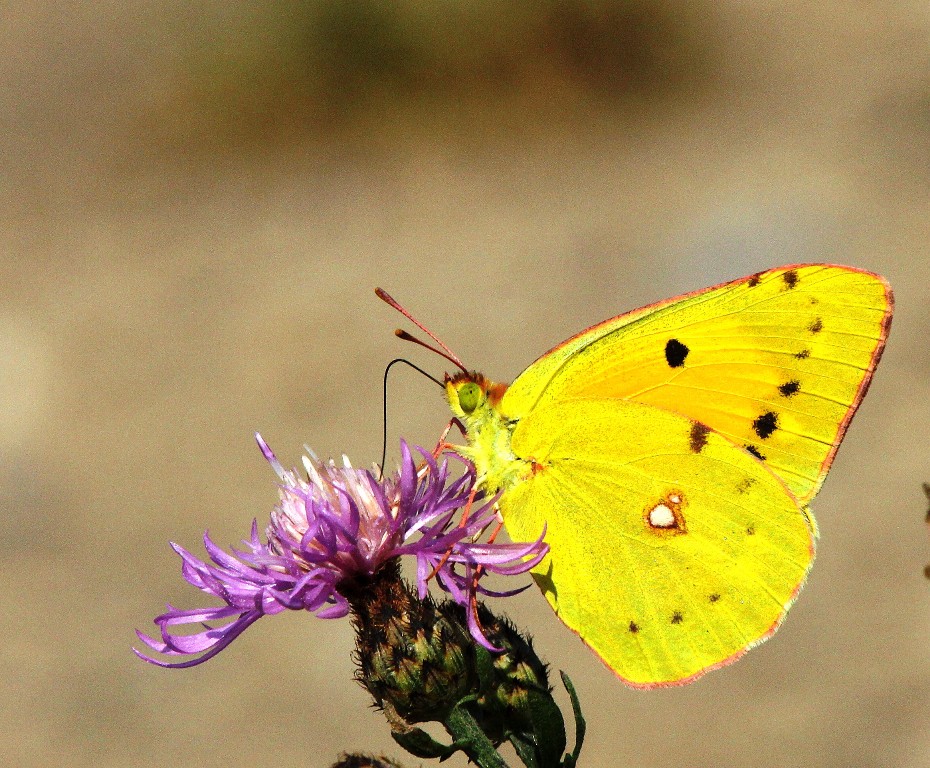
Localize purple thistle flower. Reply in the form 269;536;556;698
134;436;547;668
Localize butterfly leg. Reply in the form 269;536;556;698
431;417;467;460
425;482;482;582
469;519;503;593
461;518;509;643
468;521;503;606
408;418;468;486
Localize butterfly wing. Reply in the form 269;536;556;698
502;398;814;687
501;265;893;505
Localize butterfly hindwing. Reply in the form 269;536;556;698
501;265;892;504
502;398;814;687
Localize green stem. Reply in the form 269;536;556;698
444;705;510;768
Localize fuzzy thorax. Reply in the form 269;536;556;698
445;372;530;493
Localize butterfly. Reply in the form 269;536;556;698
384;264;893;688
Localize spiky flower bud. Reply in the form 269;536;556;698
345;560;478;724
345;559;584;768
471;605;553;739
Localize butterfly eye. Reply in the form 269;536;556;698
457;382;484;414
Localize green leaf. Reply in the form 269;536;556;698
391;727;458;760
523;688;567;768
559;672;586;768
508;731;539;768
444;704;511;768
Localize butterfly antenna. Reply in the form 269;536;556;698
393;329;470;373
379;357;445;479
376;288;468;374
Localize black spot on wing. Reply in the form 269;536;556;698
689;421;710;453
664;338;689;368
809;318;823;334
745;444;766;461
748;273;761;287
628;621;639;633
795;349;811;360
671;611;683;624
746;526;756;536
778;379;800;397
752;411;779;439
709;593;721;603
782;270;799;288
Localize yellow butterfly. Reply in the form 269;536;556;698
387;265;893;688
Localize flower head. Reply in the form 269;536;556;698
134;436;547;667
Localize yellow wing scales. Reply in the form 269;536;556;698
502;265;893;504
503;399;814;688
442;263;891;687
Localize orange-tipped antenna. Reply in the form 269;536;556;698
376;288;468;374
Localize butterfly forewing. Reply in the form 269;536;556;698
502;265;892;504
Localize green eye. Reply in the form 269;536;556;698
457;382;483;414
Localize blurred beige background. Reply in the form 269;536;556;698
3;2;929;766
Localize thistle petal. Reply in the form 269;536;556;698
134;438;547;667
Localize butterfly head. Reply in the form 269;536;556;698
445;372;507;421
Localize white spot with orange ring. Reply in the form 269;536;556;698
648;503;677;528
